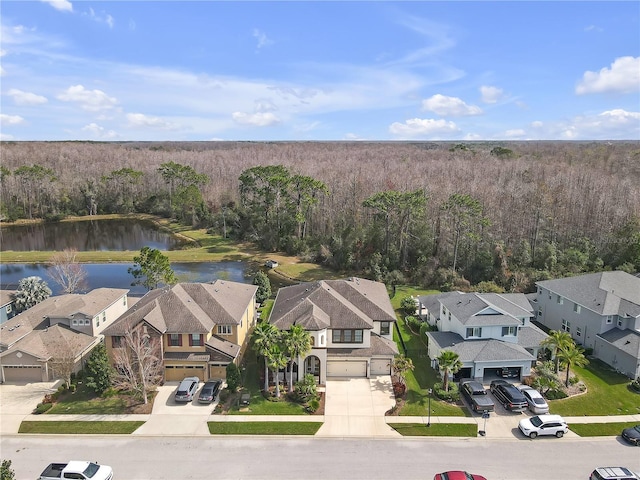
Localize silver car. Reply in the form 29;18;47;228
174;377;200;402
518;385;549;414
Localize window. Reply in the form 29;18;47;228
576;327;582;337
466;327;482;338
448;311;451;321
332;329;364;343
617;319;623;327
6;304;12;314
561;319;571;333
217;325;232;335
538;308;542;317
111;336;123;348
123;297;127;305
96;317;99;327
380;322;390;335
169;334;182;346
556;295;563;305
502;326;517;336
573;303;581;313
606;315;613;324
310;336;315;347
190;334;202;346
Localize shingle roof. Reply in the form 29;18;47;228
436;292;532;326
269;278;394;331
0;290;16;307
0;324;96;361
102;281;257;336
537;271;640;317
517;324;549;350
327;333;398;357
598;328;640;358
426;331;535;363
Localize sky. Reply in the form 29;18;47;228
0;1;639;142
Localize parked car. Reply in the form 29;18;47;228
434;471;487;480
498;367;519;378
38;461;113;480
621;424;640;446
517;385;549;414
518;414;569;439
460;380;495;413
490;379;528;412
174;376;200;402
590;467;640;480
265;259;279;268
198;379;222;404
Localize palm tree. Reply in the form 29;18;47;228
283;324;312;393
437;350;462;392
252;321;281;392
557;343;589;387
266;345;288;398
392;354;415;385
12;276;52;312
541;330;573;373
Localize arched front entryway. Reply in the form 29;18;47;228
304;355;321;383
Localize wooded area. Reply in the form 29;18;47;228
1;140;639;292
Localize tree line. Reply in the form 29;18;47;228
1;140;639;291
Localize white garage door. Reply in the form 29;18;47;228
327;361;367;377
370;358;391;375
2;365;42;383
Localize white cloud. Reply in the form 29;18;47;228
0;114;25;126
253;29;273;50
576;56;640;95
81;122;117;138
126;113;180;130
556;109;640;139
530;121;544;129
421;94;482;116
57;85;118;111
8;88;48;105
584;25;603;33
84;8;115;28
480;85;504;104
504;129;526;138
232;111;280;126
40;0;73;12
388;118;459;138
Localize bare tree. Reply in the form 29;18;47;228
112;326;163;404
48;337;85;387
48;248;88;294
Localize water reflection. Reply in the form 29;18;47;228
0;262;252;296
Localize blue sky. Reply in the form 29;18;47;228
1;1;638;141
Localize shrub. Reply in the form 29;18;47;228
295;374;318;402
433;382;460;402
306;397;320;413
568;376;579;386
101;387;120;398
545;388;568;400
225;363;241;392
34;403;53;414
629;378;640;393
405;316;421;332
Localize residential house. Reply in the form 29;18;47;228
0;290;17;324
268;277;398;384
0;288;129;383
102;281;258;382
534;271;640;379
418;292;548;382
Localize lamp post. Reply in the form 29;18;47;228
427;388;432;427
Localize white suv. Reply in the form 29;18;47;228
518;414;568;439
590;467;640;480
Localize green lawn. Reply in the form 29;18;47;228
388;422;477;437
19;421;144;434
549;359;640;416
208;421;322;435
569;422;638;437
389;287;466;417
45;384;152;415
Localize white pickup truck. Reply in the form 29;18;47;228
38;461;113;480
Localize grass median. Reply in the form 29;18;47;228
19;421;144;434
569;422;638;437
388;423;478;437
208;421;322;435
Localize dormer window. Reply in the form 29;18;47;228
466;327;482;338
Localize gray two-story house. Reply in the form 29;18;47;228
418;292;548;382
534;271;640;379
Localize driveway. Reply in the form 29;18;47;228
315;376;399;437
0;381;62;434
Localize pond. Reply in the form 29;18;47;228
0;218;188;251
0;261;253;296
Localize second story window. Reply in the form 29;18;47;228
332;329;363;343
573;303;581;314
217;325;232;335
501;326;516;336
556;295;563;305
190;334;202;346
111;336;123;348
380;322;390;335
561;319;571;333
169;334;182;346
606;315;613;324
466;327;482;338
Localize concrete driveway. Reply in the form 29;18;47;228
0;381;62;434
316;376;399;437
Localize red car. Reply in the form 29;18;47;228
434;471;487;480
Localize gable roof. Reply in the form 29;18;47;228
425;291;532;326
269;277;395;331
537;271;640;317
102;281;257;336
0;290;16;307
427;331;535;363
0;324;97;362
597;328;640;358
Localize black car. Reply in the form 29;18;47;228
490;379;528;412
198;379;222;404
498;367;520;379
621;424;640;446
460;380;495;413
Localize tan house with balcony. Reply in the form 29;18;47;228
102;281;258;382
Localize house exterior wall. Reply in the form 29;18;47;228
49;293;129;337
0;302;17;324
0;350;48;382
536;287;611;349
593;337;640;379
